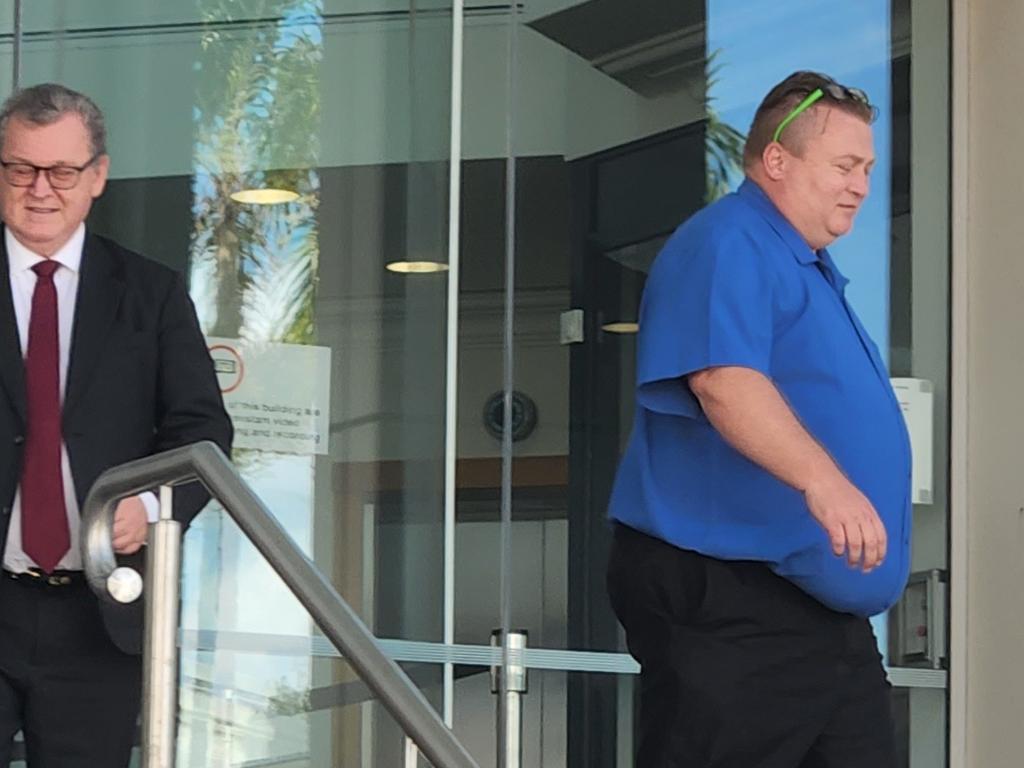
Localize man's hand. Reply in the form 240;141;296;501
112;496;150;555
804;474;887;572
689;367;888;573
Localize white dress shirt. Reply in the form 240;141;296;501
4;226;157;573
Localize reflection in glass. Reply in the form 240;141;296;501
181;3;325;764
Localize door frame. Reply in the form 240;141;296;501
947;0;969;765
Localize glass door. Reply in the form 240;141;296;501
475;0;953;766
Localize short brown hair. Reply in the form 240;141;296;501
742;71;876;170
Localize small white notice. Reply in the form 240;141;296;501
207;337;331;455
890;377;933;505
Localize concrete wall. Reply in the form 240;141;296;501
963;1;1024;766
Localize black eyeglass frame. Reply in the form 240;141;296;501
0;152;103;190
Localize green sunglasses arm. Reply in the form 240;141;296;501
772;88;824;143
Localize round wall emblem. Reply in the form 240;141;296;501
483;391;538;442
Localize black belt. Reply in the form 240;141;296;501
3;568;86;588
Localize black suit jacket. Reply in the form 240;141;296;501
0;229;233;653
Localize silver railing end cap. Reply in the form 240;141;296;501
107;567;143;604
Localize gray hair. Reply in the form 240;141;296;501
0;83;107;156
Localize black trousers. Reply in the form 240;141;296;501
607;523;897;768
0;574;141;767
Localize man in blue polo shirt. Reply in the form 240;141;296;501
607;71;910;767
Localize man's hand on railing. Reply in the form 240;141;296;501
112;498;149;555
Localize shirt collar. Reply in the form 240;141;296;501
5;224;85;275
736;178;849;289
817;247;850;290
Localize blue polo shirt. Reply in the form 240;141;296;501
608;179;912;617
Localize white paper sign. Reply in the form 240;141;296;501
890;377;934;505
207;337;331;455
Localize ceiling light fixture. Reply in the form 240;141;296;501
601;321;640;334
230;188;300;205
386;261;450;274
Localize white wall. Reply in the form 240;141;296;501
963;1;1024;766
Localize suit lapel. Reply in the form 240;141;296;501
0;236;26;424
63;233;124;420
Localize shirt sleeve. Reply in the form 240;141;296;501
139;492;160;523
636;225;776;419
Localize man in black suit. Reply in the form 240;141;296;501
0;83;232;766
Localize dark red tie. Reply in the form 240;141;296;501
20;260;70;572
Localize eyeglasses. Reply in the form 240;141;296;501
772;81;872;143
0;152;101;190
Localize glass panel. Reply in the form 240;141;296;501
13;0;459;761
21;0;455;646
482;1;951;767
178;631;447;766
485;0;712;655
2;0;954;765
0;654;953;767
455;516;568;647
452;666;943;768
454;669;611;768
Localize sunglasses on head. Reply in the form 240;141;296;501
772;81;872;143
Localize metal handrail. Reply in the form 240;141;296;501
81;441;479;768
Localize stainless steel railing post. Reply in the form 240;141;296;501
490;630;527;768
141;485;182;768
